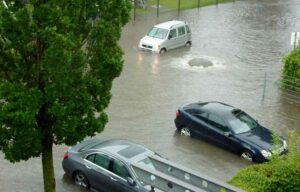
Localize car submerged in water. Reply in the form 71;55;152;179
174;101;288;162
62;139;159;192
139;20;192;53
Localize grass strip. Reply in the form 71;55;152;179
133;0;233;15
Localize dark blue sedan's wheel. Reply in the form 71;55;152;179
181;127;191;137
240;150;254;162
74;171;89;189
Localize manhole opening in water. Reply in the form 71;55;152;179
188;58;214;68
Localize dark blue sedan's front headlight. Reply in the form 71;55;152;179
261;150;272;159
283;140;288;150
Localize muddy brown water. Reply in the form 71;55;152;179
1;0;300;191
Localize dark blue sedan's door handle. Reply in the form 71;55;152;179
110;177;117;181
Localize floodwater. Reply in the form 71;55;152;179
1;0;300;191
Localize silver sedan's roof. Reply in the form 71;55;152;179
77;139;155;164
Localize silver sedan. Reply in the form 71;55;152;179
62;139;156;192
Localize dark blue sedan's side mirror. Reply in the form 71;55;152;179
127;177;136;186
224;132;232;137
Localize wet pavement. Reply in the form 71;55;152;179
1;0;300;191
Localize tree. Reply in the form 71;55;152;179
0;1;131;192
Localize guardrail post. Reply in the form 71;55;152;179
157;0;159;18
262;72;267;101
133;0;136;21
294;32;297;49
150;186;155;192
178;0;181;16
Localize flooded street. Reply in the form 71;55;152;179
1;0;300;191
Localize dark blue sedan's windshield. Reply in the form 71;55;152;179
228;110;258;134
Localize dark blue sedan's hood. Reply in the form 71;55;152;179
236;126;274;151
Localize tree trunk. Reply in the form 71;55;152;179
36;41;56;191
41;138;56;192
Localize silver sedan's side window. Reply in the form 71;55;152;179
86;154;95;162
86;153;111;170
94;154;111;169
112;159;131;179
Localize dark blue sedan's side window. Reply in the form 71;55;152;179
190;111;208;122
208;114;228;132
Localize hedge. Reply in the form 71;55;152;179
229;131;300;192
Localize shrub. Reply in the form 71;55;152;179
282;47;300;92
229;131;300;192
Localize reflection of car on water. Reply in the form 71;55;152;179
62;139;161;192
139;20;192;53
175;101;288;163
132;0;147;8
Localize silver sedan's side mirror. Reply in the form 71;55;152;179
127;177;136;186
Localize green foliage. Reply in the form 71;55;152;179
282;46;300;92
0;0;131;161
0;1;131;191
147;0;233;10
229;131;300;192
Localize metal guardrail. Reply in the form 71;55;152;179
133;163;206;192
132;155;244;192
261;73;300;103
277;75;300;103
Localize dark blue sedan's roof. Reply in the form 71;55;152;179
183;101;236;116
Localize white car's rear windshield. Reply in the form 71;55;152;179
147;27;168;39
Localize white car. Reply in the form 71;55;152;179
139;20;192;53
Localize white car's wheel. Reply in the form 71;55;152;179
159;48;166;54
185;41;192;47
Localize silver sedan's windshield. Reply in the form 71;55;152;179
228;110;258;134
147;27;168;39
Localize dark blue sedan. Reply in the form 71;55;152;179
174;101;287;162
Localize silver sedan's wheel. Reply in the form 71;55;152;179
181;127;191;137
241;150;254;162
74;172;89;189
